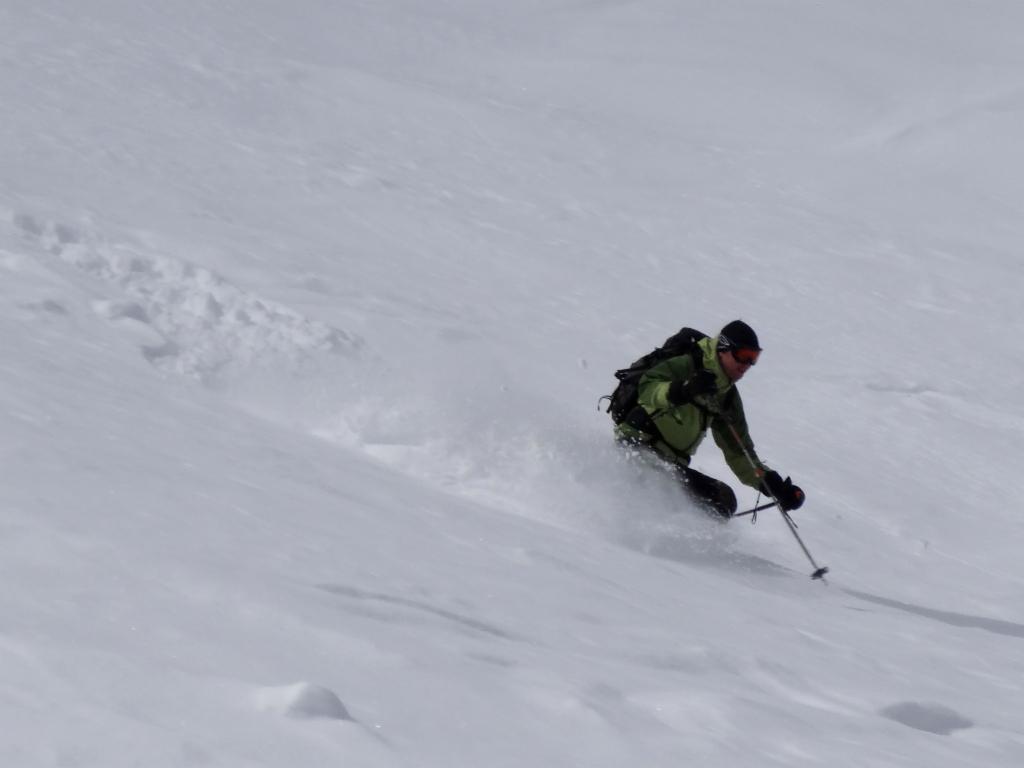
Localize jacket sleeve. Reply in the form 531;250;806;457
637;355;697;412
710;389;769;489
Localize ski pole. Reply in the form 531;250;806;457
721;418;829;581
733;501;777;518
777;507;830;580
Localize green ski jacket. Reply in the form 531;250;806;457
615;336;769;488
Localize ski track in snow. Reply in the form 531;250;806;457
7;209;361;382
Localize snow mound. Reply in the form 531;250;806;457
255;682;354;721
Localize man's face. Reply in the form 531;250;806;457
718;348;758;382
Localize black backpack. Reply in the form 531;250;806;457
603;327;708;424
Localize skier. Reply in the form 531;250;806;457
614;320;804;519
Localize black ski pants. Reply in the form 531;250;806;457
675;465;738;520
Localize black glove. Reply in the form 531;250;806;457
761;470;805;511
667;369;717;405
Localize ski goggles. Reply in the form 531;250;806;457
731;347;761;366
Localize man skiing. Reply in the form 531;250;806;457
615;320;804;519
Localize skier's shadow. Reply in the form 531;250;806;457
634;529;794;579
844;589;1024;639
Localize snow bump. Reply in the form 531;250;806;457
880;701;974;736
255;682;354;721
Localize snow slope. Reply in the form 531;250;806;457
2;1;1024;765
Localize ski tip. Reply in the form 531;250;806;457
811;567;830;580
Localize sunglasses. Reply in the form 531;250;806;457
731;347;760;366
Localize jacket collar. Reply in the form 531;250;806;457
699;336;733;391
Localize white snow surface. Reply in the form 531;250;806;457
2;1;1024;765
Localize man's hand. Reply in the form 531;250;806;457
761;470;805;511
667;369;717;405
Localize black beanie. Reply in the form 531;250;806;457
717;320;761;351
